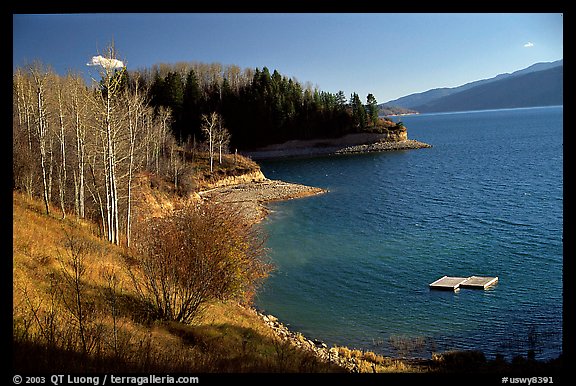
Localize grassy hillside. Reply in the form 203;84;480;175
12;191;344;373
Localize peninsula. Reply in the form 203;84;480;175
243;120;431;160
244;133;431;160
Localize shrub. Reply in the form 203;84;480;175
336;346;352;358
126;202;271;324
363;350;384;364
350;349;363;358
435;350;487;372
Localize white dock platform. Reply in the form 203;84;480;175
429;276;469;291
429;275;498;291
460;276;499;289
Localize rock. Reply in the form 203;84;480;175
312;338;327;348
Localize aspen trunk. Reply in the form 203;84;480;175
34;75;50;216
72;87;86;218
57;89;67;219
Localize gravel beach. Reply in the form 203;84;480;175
198;178;327;224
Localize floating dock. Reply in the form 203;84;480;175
429;276;498;291
460;276;499;289
428;276;469;291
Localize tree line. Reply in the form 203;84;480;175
133;62;382;149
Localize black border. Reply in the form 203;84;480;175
8;4;570;384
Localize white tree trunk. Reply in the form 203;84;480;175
72;82;86;218
57;88;67;219
33;71;51;215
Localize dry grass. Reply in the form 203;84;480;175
189;151;261;188
332;345;425;373
12;191;340;373
130;152;260;219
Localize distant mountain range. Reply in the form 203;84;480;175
383;59;563;113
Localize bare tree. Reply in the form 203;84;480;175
154;106;172;175
86;152;107;238
57;231;92;354
99;266;123;356
68;72;88;218
200;112;220;173
223;64;242;94
209;62;223;101
29;62;52;215
14;69;34;152
13;69;38;197
122;75;147;247
53;74;68;219
167;135;184;191
88;43;126;245
214;119;231;165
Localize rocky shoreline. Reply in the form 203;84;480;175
254;310;361;372
251;308;430;372
334;139;432;155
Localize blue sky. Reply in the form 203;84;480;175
13;13;563;103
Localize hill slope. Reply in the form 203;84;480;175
384;59;563;111
11;191;341;373
412;65;563;113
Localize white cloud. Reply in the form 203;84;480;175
523;42;535;48
87;55;125;69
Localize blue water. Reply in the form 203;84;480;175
255;106;563;361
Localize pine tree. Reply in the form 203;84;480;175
366;93;379;127
350;92;367;130
335;91;347;111
182;69;203;140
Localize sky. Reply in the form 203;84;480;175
13;13;563;103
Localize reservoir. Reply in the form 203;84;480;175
256;106;563;361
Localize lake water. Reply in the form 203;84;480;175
255;106;563;361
